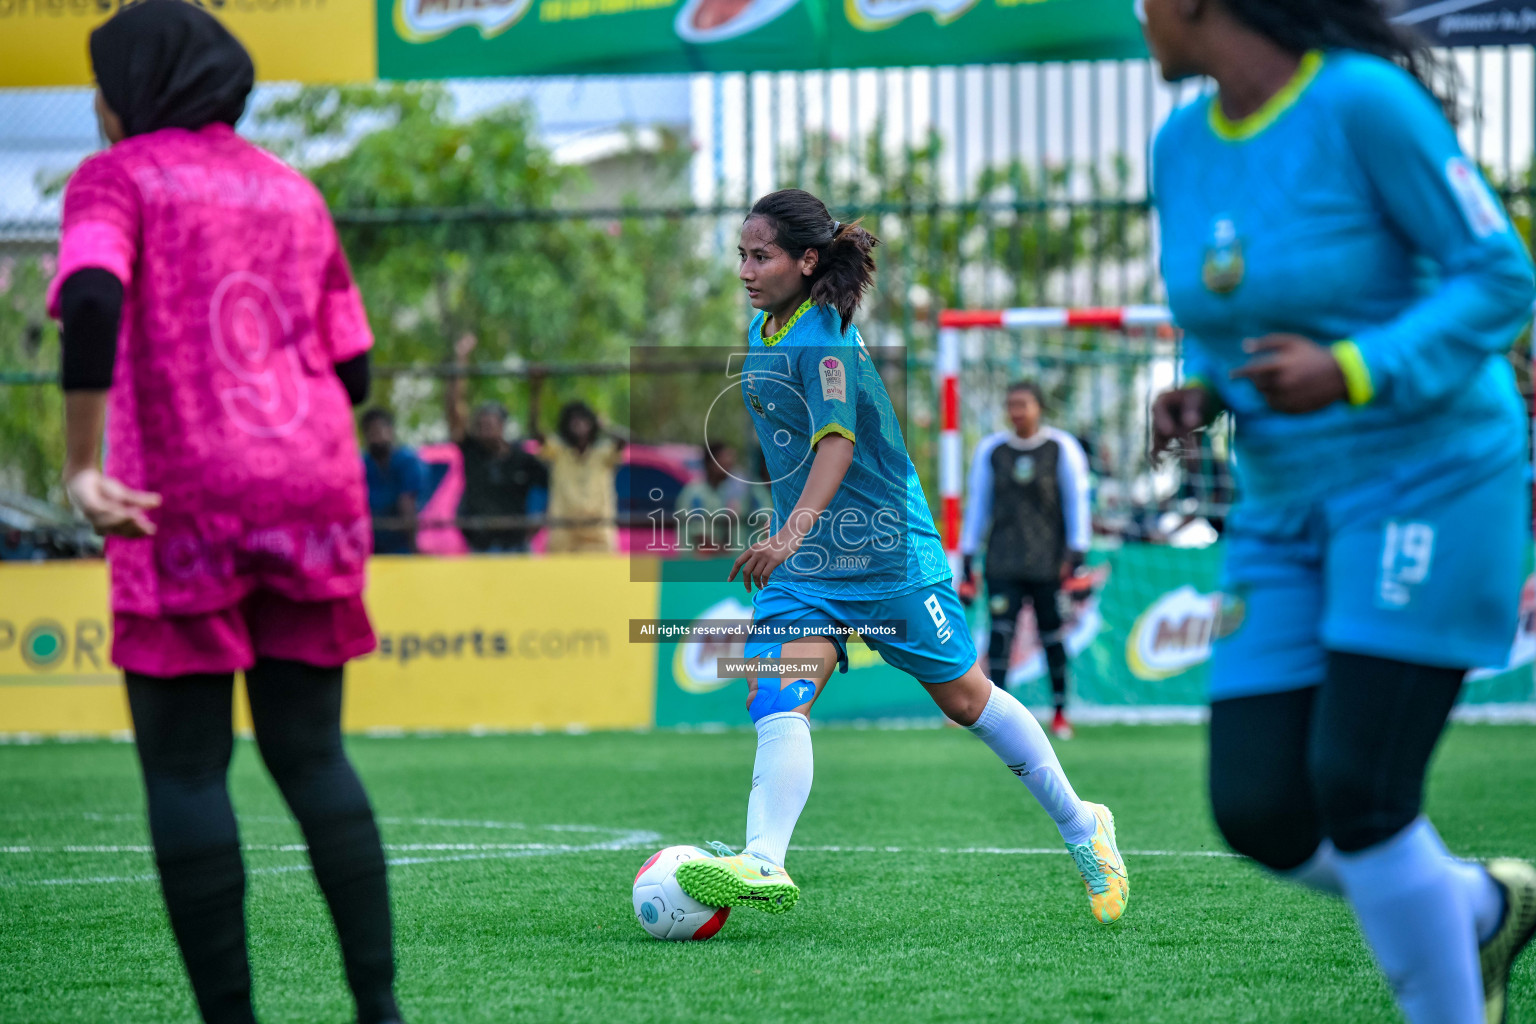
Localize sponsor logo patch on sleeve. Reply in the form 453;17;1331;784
819;356;846;402
1446;157;1508;238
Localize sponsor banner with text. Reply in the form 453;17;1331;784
0;561;122;735
996;543;1535;708
0;555;659;735
377;0;1144;80
1392;0;1536;46
3;543;1528;736
348;554;658;731
653;557;934;727
0;0;377;88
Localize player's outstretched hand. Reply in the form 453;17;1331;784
1229;334;1348;414
1150;385;1215;459
728;530;801;592
66;468;161;538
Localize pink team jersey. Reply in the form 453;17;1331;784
49;124;373;618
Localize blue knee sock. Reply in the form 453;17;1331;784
1278;839;1343;897
1426;826;1506;944
1334;818;1482;1024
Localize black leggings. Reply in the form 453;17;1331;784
1208;651;1464;868
125;660;400;1024
985;577;1068;704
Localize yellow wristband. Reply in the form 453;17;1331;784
1331;340;1375;406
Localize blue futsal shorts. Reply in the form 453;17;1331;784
1209;450;1527;702
743;580;978;685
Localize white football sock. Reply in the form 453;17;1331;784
967;687;1097;845
1278;839;1344;897
1427;825;1506;943
1335;818;1483;1024
742;711;813;867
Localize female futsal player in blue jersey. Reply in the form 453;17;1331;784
673;189;1129;925
1143;1;1536;1021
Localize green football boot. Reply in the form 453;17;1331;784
1481;858;1536;1024
675;842;800;915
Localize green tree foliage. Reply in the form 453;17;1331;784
778;126;1146;341
770;126;1148;502
0;87;1147;505
256;84;745;440
0;256;64;502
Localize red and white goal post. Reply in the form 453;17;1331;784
935;305;1176;577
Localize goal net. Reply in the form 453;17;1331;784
937;306;1533;718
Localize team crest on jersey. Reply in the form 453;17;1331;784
1011;454;1036;483
819;357;846;402
1202;216;1244;294
1212;591;1247;640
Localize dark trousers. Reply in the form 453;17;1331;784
1208;652;1464;867
985;576;1068;708
125;659;401;1024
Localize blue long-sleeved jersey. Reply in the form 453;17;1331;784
1152;49;1534;505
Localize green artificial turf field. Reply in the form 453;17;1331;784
1;723;1533;1024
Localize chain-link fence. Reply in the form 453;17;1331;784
1;52;1533;555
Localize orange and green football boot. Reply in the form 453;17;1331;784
1066;802;1128;924
675;842;800;915
1480;858;1536;1024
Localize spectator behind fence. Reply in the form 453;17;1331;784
361;409;424;555
542;400;624;554
447;334;549;553
674;441;740;554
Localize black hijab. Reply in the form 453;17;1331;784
90;0;255;138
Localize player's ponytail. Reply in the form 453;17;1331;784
748;189;880;333
1222;0;1454;116
811;221;879;332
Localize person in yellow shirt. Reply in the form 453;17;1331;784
542;400;625;554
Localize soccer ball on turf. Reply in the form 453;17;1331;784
632;845;730;941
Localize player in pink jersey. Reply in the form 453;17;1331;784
49;4;403;1022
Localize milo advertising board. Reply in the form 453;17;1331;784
379;0;1144;79
653;557;936;728
994;544;1536;709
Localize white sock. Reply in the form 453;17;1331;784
1334;819;1483;1024
967;687;1097;845
1427;826;1507;944
742;712;813;867
1277;839;1344;897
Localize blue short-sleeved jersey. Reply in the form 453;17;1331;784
1153;50;1534;506
741;300;951;598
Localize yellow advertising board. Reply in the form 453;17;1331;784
0;555;659;735
346;555;658;732
0;0;377;88
0;560;123;735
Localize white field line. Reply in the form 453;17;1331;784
0;817;664;887
6;814;1523;888
788;845;1243;858
4;842;654;855
0;841;1239;858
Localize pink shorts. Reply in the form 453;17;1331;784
114;591;377;678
